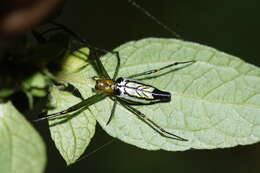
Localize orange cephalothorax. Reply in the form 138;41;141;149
95;79;116;94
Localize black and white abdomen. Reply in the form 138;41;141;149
114;77;171;104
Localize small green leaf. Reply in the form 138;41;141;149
48;86;96;165
22;72;48;97
0;102;46;173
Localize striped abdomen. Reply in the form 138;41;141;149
115;77;171;104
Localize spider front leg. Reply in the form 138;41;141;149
90;49;120;80
127;60;195;79
112;51;121;80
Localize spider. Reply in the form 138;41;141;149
34;29;194;141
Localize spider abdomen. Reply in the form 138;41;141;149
115;77;171;104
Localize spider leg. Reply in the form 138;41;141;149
89;50;111;79
118;98;188;141
34;93;106;122
106;97;118;125
127;60;195;79
112;51;121;80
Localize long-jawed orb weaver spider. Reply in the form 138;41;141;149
34;34;194;141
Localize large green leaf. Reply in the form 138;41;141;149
51;38;260;163
0;102;46;173
90;38;260;149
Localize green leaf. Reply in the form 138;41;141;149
48;86;96;165
0;88;15;99
0;102;46;173
22;72;48;97
53;38;260;156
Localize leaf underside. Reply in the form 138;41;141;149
49;38;260;163
0;102;46;173
48;87;96;165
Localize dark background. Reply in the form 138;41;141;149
26;0;260;172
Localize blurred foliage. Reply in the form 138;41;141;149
0;29;71;102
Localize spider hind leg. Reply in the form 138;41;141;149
118;99;188;141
